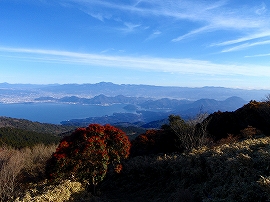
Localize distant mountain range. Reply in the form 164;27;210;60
0;82;269;101
35;94;247;114
0;82;268;127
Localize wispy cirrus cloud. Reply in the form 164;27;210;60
86;12;111;22
121;22;141;33
245;53;270;58
145;30;161;41
222;39;270;52
65;0;270;47
256;3;267;15
172;25;214;42
210;31;270;47
1;46;270;77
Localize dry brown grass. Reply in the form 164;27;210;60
20;144;57;182
0;146;24;201
15;180;85;202
0;144;57;201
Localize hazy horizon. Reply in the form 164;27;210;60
1;81;270;91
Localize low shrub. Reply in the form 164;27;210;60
131;114;211;157
130;129;177;156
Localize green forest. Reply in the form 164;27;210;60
0;127;60;148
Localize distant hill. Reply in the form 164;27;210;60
141;96;247;112
172;96;247;115
36;94;148;105
34;95;247;113
61;96;248;128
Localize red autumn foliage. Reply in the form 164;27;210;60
46;124;131;187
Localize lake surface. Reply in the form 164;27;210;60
0;103;127;124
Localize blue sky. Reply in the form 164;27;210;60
1;0;270;89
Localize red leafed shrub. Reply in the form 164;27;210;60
130;129;177;156
240;126;262;138
130;130;160;156
46;124;131;189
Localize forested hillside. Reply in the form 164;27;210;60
0;127;60;148
0;116;75;135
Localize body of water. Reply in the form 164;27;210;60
0;103;127;124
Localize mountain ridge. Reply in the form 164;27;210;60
0;82;269;101
61;96;247;127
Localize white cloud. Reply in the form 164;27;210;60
1;46;270;77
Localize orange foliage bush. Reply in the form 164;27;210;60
46;124;131;189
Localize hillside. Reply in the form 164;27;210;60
0;117;73;148
100;135;270;201
205;100;270;140
0;127;60;148
15;135;270;202
0;116;76;135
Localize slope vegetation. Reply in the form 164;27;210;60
14;135;270;202
0;116;76;135
100;135;270;201
206;100;270;140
